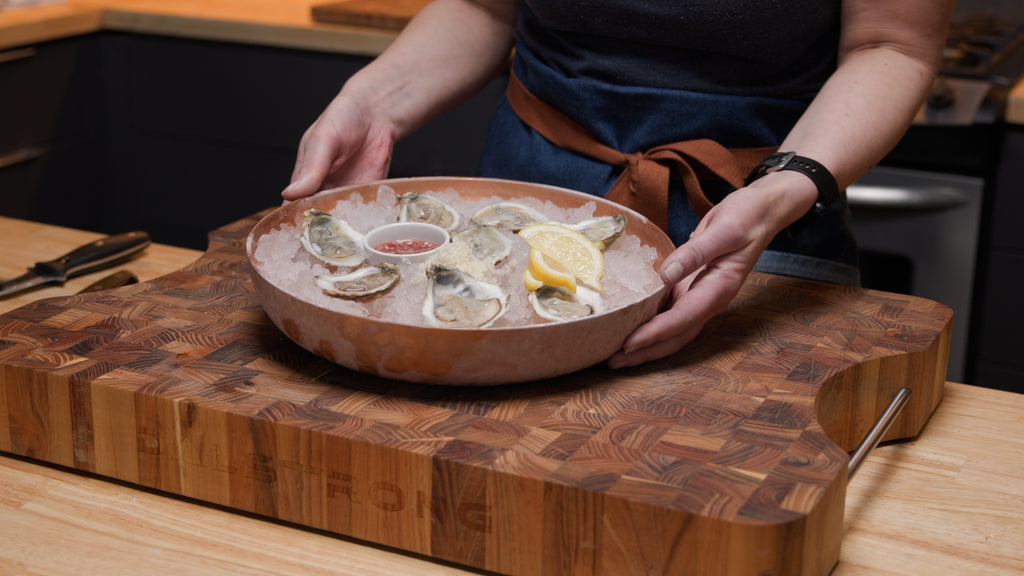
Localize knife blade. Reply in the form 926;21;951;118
75;269;139;294
0;231;150;299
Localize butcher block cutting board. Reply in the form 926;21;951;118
0;212;951;576
311;0;430;30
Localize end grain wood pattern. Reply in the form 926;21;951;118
0;212;951;576
311;0;430;30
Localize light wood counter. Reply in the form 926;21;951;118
0;216;1022;575
0;0;397;54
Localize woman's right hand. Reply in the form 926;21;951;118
280;1;520;203
282;93;396;201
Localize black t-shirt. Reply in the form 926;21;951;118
516;0;841;100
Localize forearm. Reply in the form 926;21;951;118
752;47;941;231
755;0;954;233
780;48;938;190
340;0;519;141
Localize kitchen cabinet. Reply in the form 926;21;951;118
0;37;105;230
971;126;1024;393
1;32;504;249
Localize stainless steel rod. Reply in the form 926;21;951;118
848;387;912;481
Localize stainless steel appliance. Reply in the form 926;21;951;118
848;168;984;382
851;7;1024;384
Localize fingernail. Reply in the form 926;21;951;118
661;261;683;284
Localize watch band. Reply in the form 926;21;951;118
745;152;841;236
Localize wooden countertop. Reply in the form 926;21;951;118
0;216;1022;575
0;0;398;54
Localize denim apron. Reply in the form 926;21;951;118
477;42;861;286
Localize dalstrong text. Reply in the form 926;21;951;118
329;472;492;533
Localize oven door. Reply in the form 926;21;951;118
848;166;984;382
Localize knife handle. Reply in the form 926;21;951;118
34;231;151;282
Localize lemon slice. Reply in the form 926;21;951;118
527;248;577;292
522;267;544;291
519;223;604;291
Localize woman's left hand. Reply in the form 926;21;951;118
606;0;955;369
607;171;816;368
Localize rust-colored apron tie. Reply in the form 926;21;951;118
505;70;777;232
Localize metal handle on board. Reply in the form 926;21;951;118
847;387;912;481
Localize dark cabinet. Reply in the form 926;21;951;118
971;127;1024;393
1;32;503;249
0;39;105;229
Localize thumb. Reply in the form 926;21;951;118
660;229;712;286
283;139;336;201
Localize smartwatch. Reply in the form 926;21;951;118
745;152;841;236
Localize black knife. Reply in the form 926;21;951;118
0;231;151;299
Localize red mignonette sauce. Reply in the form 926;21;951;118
373;239;440;255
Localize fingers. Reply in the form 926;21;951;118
658;208;739;285
609;207;762;369
282;127;338;201
607;313;706;369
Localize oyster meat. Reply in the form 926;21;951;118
450;225;512;267
564;215;627;250
315;263;400;300
398;192;461;232
424;265;508;328
528;285;601;322
470;201;548;231
301;209;366;267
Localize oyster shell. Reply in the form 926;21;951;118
301;209;366;267
398;192;460;232
450;225;512;266
423;265;508;328
564;215;627;250
470;201;548;231
315;263;400;300
528;285;601;322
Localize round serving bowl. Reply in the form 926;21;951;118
245;177;675;385
363;221;449;264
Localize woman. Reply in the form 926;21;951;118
282;0;954;369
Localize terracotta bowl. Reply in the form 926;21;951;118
245;177;675;385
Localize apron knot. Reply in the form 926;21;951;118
505;69;776;233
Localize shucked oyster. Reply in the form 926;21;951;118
398;192;460;232
564;215;627;250
450;225;512;267
301;209;366;267
470;201;548;231
529;285;601;322
315;263;400;300
423;265;508;328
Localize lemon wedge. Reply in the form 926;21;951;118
526;247;577;292
522;267;544;291
519;223;604;291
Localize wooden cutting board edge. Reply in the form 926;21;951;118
0;211;953;576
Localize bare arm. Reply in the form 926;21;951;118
283;0;520;200
782;0;953;188
610;0;955;368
